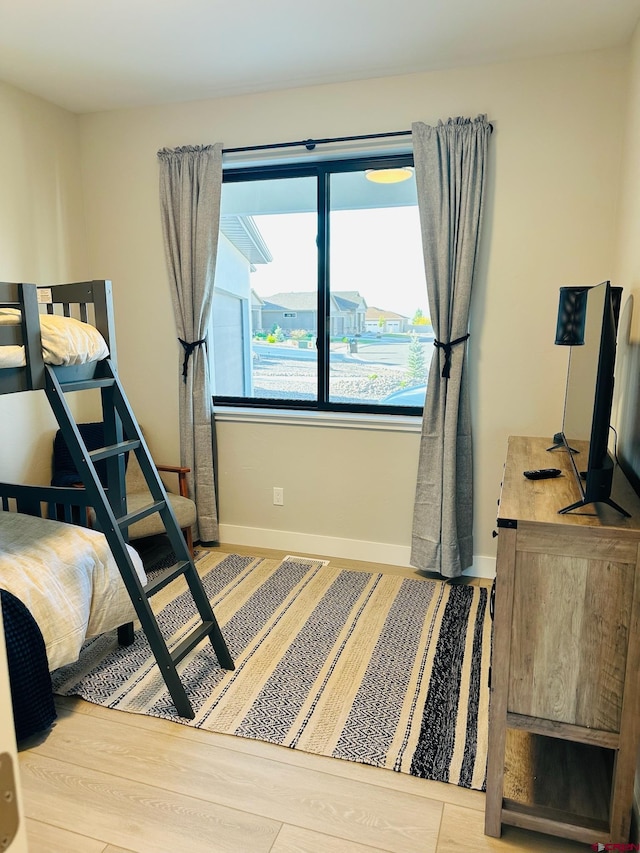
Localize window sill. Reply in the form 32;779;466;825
212;405;422;433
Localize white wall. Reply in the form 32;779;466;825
0;82;88;483
0;45;630;567
608;19;640;830
74;47;628;569
614;21;640;496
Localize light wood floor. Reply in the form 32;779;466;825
18;544;587;853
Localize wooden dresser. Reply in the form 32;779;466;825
485;435;640;845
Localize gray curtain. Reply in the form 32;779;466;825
157;143;223;544
410;116;492;578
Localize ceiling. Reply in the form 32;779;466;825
1;0;639;114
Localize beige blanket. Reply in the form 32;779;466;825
0;309;109;368
0;511;146;670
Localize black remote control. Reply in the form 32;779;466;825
523;468;562;480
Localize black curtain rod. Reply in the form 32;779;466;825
222;129;412;155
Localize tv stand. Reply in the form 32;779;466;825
547;436;579;453
485;436;640;846
548;441;628;516
558;495;631;517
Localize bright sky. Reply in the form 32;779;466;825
249;208;429;320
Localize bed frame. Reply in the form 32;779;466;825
0;282;126;654
0;279;116;394
0;279;234;719
0;480;94;526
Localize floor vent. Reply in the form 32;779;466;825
283;554;330;566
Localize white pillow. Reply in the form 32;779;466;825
39;313;109;366
0;308;109;366
0;308;22;325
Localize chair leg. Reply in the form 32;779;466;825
182;526;194;558
118;622;135;646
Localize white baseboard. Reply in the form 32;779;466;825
218;523;496;579
466;556;497;579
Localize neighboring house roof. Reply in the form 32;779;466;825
366;306;409;321
220;215;272;265
262;292;317;311
334;291;368;309
334;295;363;311
262;291;367;312
250;289;266;307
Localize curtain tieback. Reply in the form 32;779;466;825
433;334;470;379
178;337;206;383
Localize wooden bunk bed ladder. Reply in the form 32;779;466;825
43;360;234;720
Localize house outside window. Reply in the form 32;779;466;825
210;154;432;414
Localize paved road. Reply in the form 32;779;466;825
253;335;434;368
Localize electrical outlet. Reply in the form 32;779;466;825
273;487;284;506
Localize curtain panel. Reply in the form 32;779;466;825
410;116;493;578
157;143;223;544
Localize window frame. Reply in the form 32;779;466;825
212;151;425;417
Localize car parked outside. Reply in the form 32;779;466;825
382;384;427;407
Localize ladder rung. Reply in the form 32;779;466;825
89;439;140;462
117;500;166;529
144;561;191;597
59;378;116;392
171;622;215;666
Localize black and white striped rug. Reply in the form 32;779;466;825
52;552;490;789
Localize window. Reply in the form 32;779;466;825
210;154;431;414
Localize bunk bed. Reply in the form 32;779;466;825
0;280;137;738
0;280;233;732
0;484;146;740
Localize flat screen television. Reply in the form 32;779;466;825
553;280;629;516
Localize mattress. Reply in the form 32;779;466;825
0;510;146;671
0;309;109;368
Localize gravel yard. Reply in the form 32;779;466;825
253;354;430;404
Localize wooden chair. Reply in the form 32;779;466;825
124;452;196;557
52;423;196;557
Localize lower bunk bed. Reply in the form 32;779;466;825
0;482;146;742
